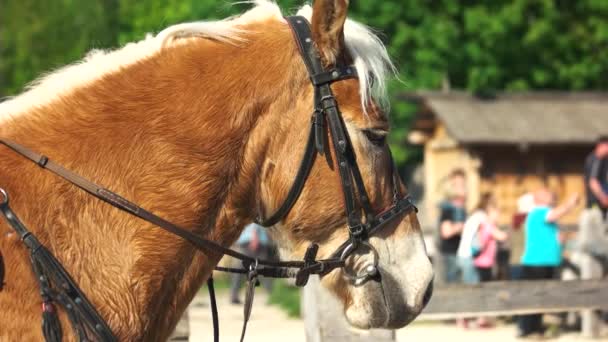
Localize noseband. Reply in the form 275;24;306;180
0;16;417;342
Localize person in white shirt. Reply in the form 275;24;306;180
457;193;495;284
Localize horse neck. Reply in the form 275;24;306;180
0;25;303;339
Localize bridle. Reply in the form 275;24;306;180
254;16;417;282
0;16;417;342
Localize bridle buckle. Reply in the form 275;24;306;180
0;188;8;206
339;241;380;284
348;223;367;240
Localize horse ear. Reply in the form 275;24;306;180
310;0;349;66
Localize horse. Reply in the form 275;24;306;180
0;0;433;340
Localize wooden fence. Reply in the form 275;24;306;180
302;278;607;342
302;209;608;341
421;279;608;319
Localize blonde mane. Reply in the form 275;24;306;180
0;0;394;121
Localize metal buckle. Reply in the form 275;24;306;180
318;95;337;111
247;259;260;286
0;188;8;206
339;241;379;284
248;259;259;276
348;223;367;239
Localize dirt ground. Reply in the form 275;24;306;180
187;292;605;342
189;292;306;342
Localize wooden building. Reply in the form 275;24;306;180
407;91;608;229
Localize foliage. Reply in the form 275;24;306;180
2;1;607;166
0;0;117;95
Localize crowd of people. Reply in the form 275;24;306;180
434;136;608;337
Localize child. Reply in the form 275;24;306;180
473;197;508;328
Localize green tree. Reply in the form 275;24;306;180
2;1;607;167
0;0;117;95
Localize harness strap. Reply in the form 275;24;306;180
239;268;258;342
0;139;343;272
0;138;347;342
257;16;358;227
255;121;317;227
207;277;220;342
0;249;4;292
0;191;117;342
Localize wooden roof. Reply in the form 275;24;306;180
407;91;608;145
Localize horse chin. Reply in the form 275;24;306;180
343;258;433;329
343;275;417;329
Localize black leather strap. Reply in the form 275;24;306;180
239;268;258;342
0;138;346;342
0;191;117;342
207;277;219;342
283;15;419;260
0;248;4;292
310;66;358;86
0;139;343;273
255;122;317;227
257;17;357;227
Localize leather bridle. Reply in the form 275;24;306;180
255;16;418;282
0;16;417;342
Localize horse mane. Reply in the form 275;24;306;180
0;0;394;121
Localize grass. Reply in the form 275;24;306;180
268;280;301;318
200;274;232;294
199;274;302;318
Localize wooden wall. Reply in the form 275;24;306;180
475;145;587;226
423;124;481;231
422;123;589;232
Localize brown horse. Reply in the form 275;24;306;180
0;0;433;340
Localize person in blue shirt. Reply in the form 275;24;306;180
230;223;274;304
518;188;579;338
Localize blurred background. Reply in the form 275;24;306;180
2;1;608;341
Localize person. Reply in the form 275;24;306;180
581;136;608;259
230;223;274;304
513;192;535;231
458;193;496;285
474;197;508;282
470;196;508;328
517;188;579;338
584;136;608;218
456;192;492;328
438;169;467;284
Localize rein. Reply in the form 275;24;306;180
0;16;417;342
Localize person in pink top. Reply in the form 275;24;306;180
472;199;508;328
474;199;508;282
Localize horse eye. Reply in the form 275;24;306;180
363;130;387;147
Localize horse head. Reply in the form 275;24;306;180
248;0;434;329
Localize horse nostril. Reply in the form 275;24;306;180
422;280;433;308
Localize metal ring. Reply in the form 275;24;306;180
340;241;379;283
249;258;259;272
0;188;8;205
